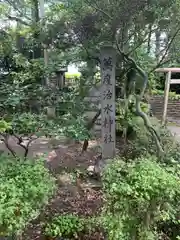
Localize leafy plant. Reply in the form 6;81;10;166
0;155;56;237
116;98;150;138
0;113;50;158
0;120;11;133
101;156;180;240
152;89;180;100
44;214;85;239
62;116;90;140
0;111;90;158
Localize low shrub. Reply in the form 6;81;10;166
44;214;85;239
101;156;180;240
0;156;56;237
116;99;150;136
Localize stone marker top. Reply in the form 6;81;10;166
155;68;180;73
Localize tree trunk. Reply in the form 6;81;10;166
155;29;161;62
31;0;42;59
147;24;152;54
121;22;129;53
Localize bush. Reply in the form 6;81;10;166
116;98;150;137
44;214;85;239
101;156;180;240
0;111;90;158
0;156;56;237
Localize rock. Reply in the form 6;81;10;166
87;165;95;175
34;152;44;158
58;173;73;185
20;140;30;147
47;150;57;162
115;148;120;155
80;180;102;190
87;165;101;179
54;144;68;150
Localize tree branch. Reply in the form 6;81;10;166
13;133;38;158
85;0;113;20
74;22;101;64
150;26;180;73
6;0;32;21
147;24;152;54
0;134;16;157
82;109;101;152
6;15;30;26
116;37;147;96
127;27;158;55
115;37;164;156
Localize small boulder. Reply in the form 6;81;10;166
87;165;95;176
47;150;57;162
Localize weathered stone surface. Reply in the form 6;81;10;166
100;46;116;160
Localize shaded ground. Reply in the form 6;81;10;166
167;117;180;141
167;125;180;140
153;115;180;141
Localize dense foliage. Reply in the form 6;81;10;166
44;214;85;238
1;0;180;239
101;156;180;240
0;156;56;237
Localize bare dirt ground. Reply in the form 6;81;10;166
0;137;104;239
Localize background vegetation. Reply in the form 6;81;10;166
0;0;180;239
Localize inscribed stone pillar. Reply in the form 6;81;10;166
100;46;116;160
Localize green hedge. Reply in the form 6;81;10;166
0;156;56;237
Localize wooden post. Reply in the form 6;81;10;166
59;73;64;88
162;71;171;124
39;0;56;118
100;46;116;160
39;0;49;86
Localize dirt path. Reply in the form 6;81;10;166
23;141;104;239
167;124;180;141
